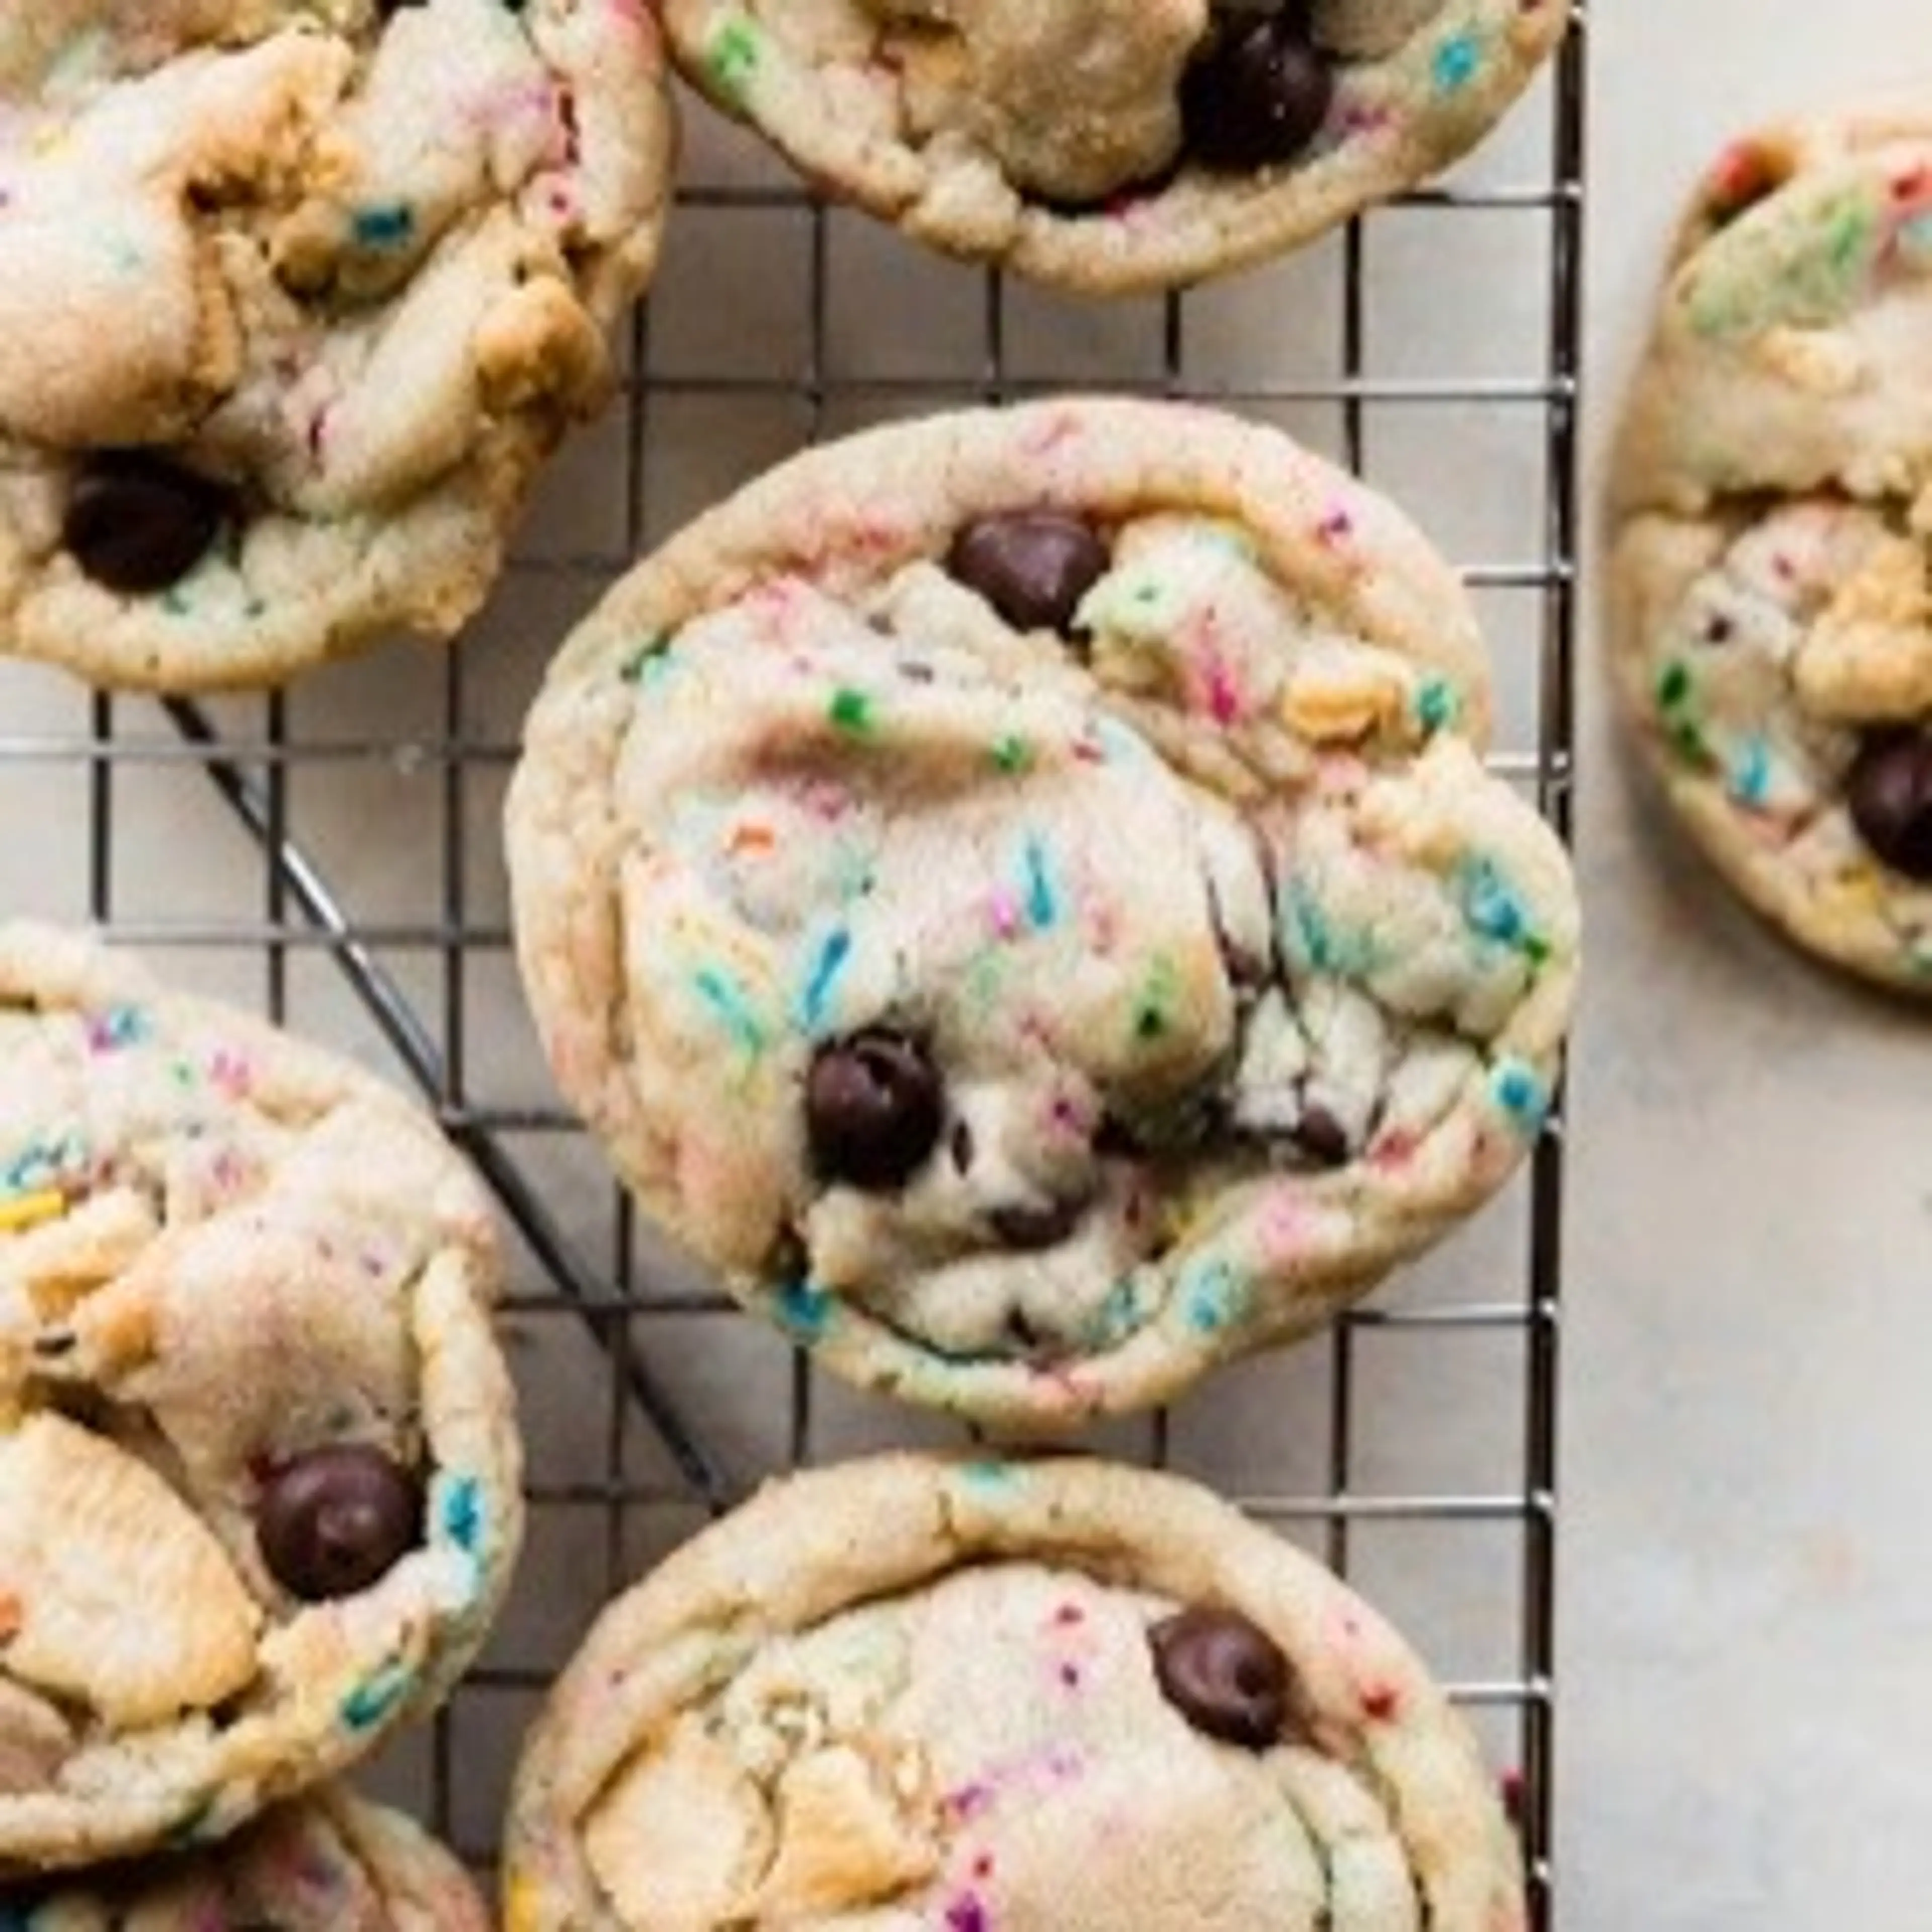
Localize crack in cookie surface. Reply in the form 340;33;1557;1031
0;0;674;689
0;924;522;1874
508;400;1579;1426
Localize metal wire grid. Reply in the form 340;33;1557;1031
0;11;1584;1920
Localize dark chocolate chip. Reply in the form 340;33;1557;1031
1289;1103;1350;1168
257;1444;423;1602
806;1030;944;1190
946;512;1109;635
1846;731;1932;879
1181;10;1335;174
988;1195;1086;1251
1149;1604;1291;1749
950;1118;976;1173
64;451;232;595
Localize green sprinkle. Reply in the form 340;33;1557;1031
1415;676;1460;735
829;687;875;735
708;16;762;100
1655;661;1693;710
619;632;673;684
1133;957;1177;1042
990;734;1032;773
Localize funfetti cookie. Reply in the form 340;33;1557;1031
0;1;674;691
7;1788;488;1931
0;924;522;1875
1609;102;1932;992
507;399;1579;1430
658;0;1567;293
503;1454;1527;1932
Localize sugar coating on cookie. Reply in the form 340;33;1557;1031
508;400;1578;1428
0;924;522;1874
503;1454;1526;1931
1609;103;1932;990
659;0;1566;292
8;1788;489;1931
0;1;674;690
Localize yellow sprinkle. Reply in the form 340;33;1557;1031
0;1190;66;1235
503;1870;542;1932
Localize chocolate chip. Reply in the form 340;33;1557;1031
257;1444;423;1602
1846;731;1932;879
1290;1103;1350;1168
946;512;1109;635
64;451;232;595
1181;10;1335;174
1149;1604;1292;1749
806;1030;944;1190
988;1195;1086;1250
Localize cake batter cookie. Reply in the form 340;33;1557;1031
7;1788;488;1930
1609;103;1932;991
503;1454;1526;1931
508;399;1579;1429
0;0;674;691
0;924;522;1874
659;0;1566;293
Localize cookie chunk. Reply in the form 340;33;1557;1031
1609;103;1932;991
507;399;1578;1428
504;1454;1526;1931
7;1788;487;1930
0;1;674;691
0;924;522;1874
658;0;1566;292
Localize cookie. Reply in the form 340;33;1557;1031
0;924;522;1874
507;398;1579;1429
658;0;1566;293
0;1;674;691
1608;102;1932;991
5;1788;488;1930
503;1453;1526;1931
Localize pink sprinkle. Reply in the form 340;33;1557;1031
1059;1662;1082;1687
988;889;1022;940
1318;506;1354;545
1052;1602;1086;1627
208;1048;252;1098
1202;649;1242;726
945;1899;989;1932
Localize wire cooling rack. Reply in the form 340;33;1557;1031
0;12;1585;1921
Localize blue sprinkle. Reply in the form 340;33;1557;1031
694;967;767;1055
439;1476;485;1557
1433;31;1481;93
797;929;852;1035
340;1662;413;1733
1460;855;1527;947
87;1003;149;1052
956;1458;1018;1492
1181;1259;1243;1335
352;202;415;248
1490;1059;1549;1135
775;1278;833;1339
1022;837;1058;930
1729;736;1773;809
1280;882;1375;978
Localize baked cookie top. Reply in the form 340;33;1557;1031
659;0;1567;292
0;924;522;1874
0;0;673;691
1609;102;1932;990
508;399;1578;1428
504;1454;1526;1932
8;1788;488;1931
